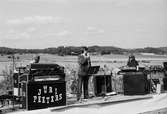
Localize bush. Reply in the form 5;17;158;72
0;69;13;95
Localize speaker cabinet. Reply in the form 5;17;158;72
123;72;149;95
163;62;167;70
163;78;167;90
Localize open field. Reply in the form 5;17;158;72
0;54;167;74
0;54;167;91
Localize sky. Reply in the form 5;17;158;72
0;0;167;49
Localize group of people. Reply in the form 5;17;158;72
29;47;139;102
76;47;139;102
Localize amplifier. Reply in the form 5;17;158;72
123;72;149;95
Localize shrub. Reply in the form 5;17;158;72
0;69;13;95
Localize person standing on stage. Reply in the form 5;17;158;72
127;54;139;70
77;47;91;101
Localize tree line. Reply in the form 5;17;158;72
0;46;167;56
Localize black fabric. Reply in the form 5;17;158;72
123;73;149;95
82;60;89;66
127;60;139;68
78;54;91;76
77;76;89;100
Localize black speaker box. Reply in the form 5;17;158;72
163;62;167;70
163;78;167;90
123;73;149;95
24;81;66;110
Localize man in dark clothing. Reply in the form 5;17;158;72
127;54;139;69
77;47;91;101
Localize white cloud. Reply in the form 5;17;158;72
87;26;105;34
7;0;69;3
19;32;30;39
6;16;63;25
56;30;71;36
27;27;37;32
98;29;105;33
87;26;97;31
4;31;30;40
8;29;17;34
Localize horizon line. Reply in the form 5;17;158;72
0;45;166;50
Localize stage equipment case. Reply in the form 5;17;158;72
18;63;66;110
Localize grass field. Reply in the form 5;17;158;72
0;53;167;74
0;53;167;93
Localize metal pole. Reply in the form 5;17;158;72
12;54;15;109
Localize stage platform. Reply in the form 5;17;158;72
2;92;167;114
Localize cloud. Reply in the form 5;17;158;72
19;32;30;39
56;30;71;36
7;0;69;3
27;27;37;32
98;29;105;33
87;26;104;34
6;16;63;25
4;30;31;40
87;26;97;31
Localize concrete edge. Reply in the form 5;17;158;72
139;107;167;114
51;96;153;112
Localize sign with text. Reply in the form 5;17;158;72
27;81;66;110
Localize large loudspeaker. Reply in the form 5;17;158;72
163;62;167;76
163;78;167;90
123;72;149;95
163;62;167;70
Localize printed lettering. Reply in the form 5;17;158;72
51;96;54;103
55;88;57;94
46;97;50;104
42;96;45;103
31;85;65;105
38;89;41;95
59;94;62;100
33;96;37;103
55;95;59;101
38;96;41;103
43;85;48;94
49;86;53;93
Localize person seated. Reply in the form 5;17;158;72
34;55;40;63
30;55;40;64
127;54;139;70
